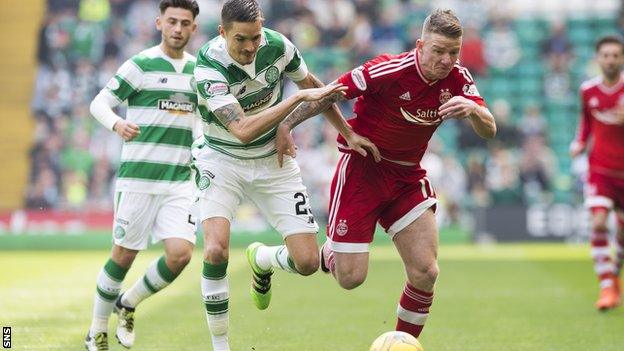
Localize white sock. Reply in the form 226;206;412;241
122;256;177;308
256;245;298;273
202;261;230;350
89;259;128;335
210;334;230;351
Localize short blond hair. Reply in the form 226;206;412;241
422;9;463;39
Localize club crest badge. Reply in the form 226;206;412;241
439;88;452;104
336;219;348;236
265;66;279;84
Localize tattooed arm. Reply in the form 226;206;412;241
213;83;346;144
275;73;380;166
286;74;348;133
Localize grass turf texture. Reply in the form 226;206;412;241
0;225;471;250
1;244;622;350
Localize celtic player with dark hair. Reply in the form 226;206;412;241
85;1;201;350
192;0;377;350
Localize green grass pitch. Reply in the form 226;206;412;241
1;244;623;350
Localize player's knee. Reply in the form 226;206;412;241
112;245;138;268
427;264;440;284
336;269;367;290
119;250;138;264
204;243;228;264
591;210;609;233
295;256;319;276
407;262;439;287
338;274;366;290
168;249;193;269
592;221;609;234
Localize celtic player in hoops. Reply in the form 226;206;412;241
193;1;377;350
85;1;200;350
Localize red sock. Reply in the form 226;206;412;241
396;283;433;338
591;230;615;288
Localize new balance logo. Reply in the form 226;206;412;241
399;92;411;101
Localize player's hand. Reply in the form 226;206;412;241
438;96;478;120
113;120;140;141
569;141;585;158
613;106;624;124
298;84;347;102
344;132;381;162
276;124;297;168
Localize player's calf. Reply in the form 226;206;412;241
165;250;192;272
396;283;434;338
405;262;439;292
113;255;185;348
290;250;319;276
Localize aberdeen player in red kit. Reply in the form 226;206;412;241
276;9;496;339
570;35;624;311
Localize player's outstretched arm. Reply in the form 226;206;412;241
90;90;140;141
213;83;346;144
282;77;347;131
291;74;350;132
438;96;496;139
274;74;380;167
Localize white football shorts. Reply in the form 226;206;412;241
192;145;318;238
112;190;197;250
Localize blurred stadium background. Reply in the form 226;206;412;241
2;0;624;350
2;0;623;245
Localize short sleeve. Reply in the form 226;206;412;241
574;88;592;145
283;34;308;82
336;54;398;99
454;66;486;107
105;59;142;102
194;66;238;111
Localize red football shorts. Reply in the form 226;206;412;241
585;171;624;211
326;152;437;253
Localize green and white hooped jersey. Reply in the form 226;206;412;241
105;45;198;194
194;28;308;159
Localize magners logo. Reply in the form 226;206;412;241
158;92;195;114
241;90;274;112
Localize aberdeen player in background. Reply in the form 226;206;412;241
570;35;624;311
277;9;495;339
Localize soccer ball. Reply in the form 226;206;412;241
369;331;424;351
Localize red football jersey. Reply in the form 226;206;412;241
336;50;486;164
574;75;624;177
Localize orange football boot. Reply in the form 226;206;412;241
596;276;621;311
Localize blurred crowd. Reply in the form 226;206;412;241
28;0;619;229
